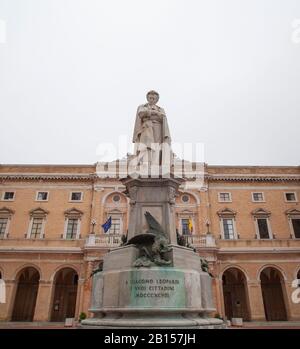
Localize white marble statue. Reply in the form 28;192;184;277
132;90;171;167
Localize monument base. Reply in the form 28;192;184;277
81;248;225;329
81;315;225;329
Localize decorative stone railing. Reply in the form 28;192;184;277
85;233;216;248
184;234;216;247
85;234;122;247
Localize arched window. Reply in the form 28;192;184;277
102;192;128;235
176;193;198;236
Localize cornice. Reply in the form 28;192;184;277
0;173;94;181
206;174;300;182
0;171;299;183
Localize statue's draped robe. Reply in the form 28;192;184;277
132;104;171;155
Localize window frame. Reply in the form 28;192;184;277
63;208;83;240
109;217;122;235
181;217;195;235
106;212;123;235
2;191;16;201
27;216;46;239
254;217;273;239
286;210;300;239
69;191;83;202
220;217;238;240
0;208;14;239
290;218;300;239
251;192;265;203
284;192;298;203
35;191;49;202
218;192;232;203
112;194;121;203
65;218;80;240
181;195;190;203
0;217;9;239
27;208;48;239
29;217;44;239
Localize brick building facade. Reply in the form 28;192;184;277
0;163;299;322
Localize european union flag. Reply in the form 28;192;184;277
102;216;112;233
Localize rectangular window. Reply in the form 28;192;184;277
0;218;8;238
36;192;48;201
252;193;264;202
3;192;15;200
110;218;121;234
66;218;78;239
257;218;270;239
181;219;190;235
219;193;231;202
30;218;43;239
285;193;297;202
223;219;235;239
70;192;82;201
292;219;300;239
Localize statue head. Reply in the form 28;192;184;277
146;90;159;105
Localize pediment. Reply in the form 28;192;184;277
251;208;271;217
64;207;83;216
285;208;300;216
107;208;122;214
0;206;15;217
217;207;237;217
181;209;194;214
29;207;49;217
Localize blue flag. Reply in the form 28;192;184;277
102;216;112;233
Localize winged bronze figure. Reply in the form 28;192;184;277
127;211;172;267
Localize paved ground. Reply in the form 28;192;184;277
0;321;300;329
0;322;74;329
240;321;300;329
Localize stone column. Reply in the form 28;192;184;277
33;280;53;321
0;279;16;321
75;277;85;319
216;277;226;318
214;277;224;317
81;261;94;316
246;280;266;321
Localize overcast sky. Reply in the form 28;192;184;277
0;0;299;166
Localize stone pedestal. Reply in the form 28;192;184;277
122;177;183;244
82;176;224;329
82;245;224;328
